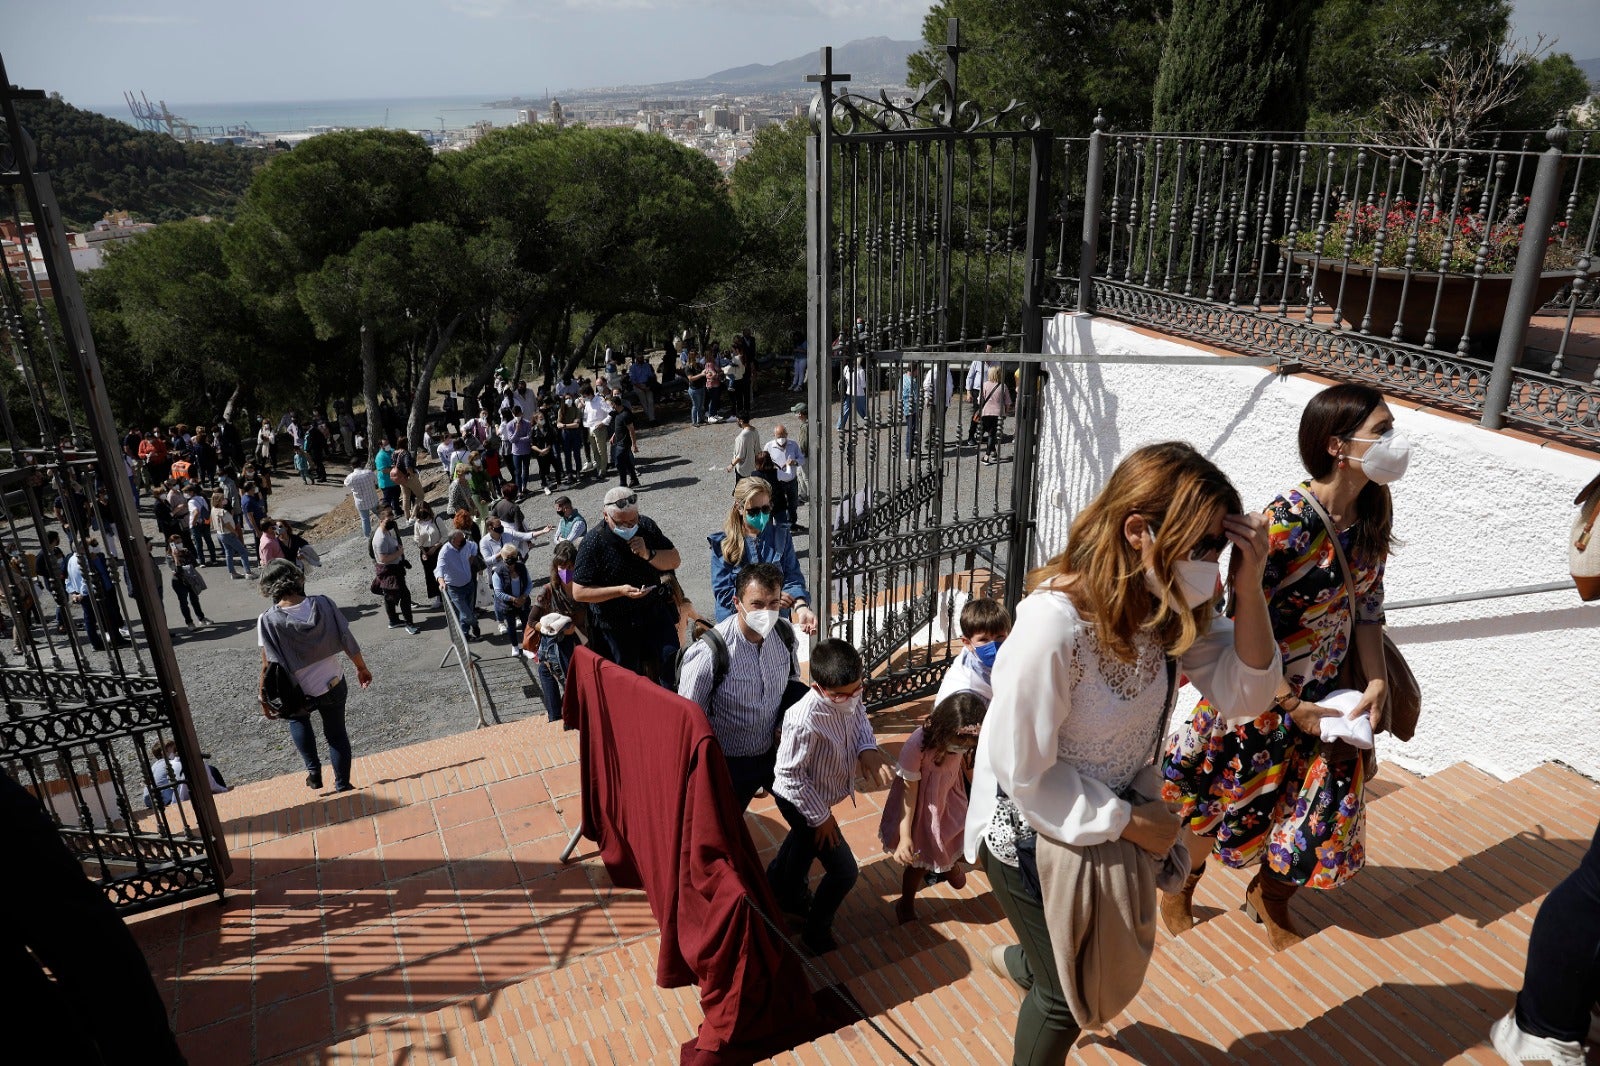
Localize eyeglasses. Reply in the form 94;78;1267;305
745;504;773;516
819;682;864;704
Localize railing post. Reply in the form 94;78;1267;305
1077;110;1108;313
1482;118;1569;430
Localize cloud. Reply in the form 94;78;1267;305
444;0;924;17
87;13;198;24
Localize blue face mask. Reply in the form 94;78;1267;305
612;524;639;541
973;640;1002;670
747;512;771;533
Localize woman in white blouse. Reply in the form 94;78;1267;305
967;442;1282;1063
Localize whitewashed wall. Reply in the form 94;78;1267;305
1035;312;1600;781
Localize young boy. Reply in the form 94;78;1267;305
769;639;894;955
935;597;1013;705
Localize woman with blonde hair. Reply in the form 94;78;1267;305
969;441;1281;1064
707;476;816;633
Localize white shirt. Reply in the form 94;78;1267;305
963;590;1281;862
924;368;954;406
479;527;537;561
344;468;380;511
581;395;610;431
934;647;992;706
764;438;802;482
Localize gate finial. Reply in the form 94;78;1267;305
942;18;965;122
806;46;852;126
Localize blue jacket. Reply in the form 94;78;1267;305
708;523;809;621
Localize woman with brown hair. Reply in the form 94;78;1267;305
968;441;1281;1064
1162;382;1405;951
531;540;588;721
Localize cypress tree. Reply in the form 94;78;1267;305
1151;0;1317;132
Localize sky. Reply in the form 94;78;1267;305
1;0;1595;109
1;0;929;108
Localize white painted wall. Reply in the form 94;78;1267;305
1035;312;1600;781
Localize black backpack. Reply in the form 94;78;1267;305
676;617;797;702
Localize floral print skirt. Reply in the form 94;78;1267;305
1162;699;1367;890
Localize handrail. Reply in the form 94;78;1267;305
1386;580;1577;612
438;591;491;729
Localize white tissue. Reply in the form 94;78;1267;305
1316;688;1375;749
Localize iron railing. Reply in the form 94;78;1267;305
0;57;230;913
1046;120;1600;448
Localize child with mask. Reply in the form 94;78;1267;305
935;597;1013;706
769;639;896;955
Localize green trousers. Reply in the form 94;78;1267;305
981;844;1083;1066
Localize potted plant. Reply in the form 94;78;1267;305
1286;196;1577;348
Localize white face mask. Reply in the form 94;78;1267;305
742;607;779;638
1346;430;1411;485
1145;559;1220;610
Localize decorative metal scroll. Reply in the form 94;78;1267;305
805;20;1051;710
0;57;230;915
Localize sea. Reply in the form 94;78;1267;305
87;94;546;136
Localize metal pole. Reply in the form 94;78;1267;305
805;49;848;632
1078;111;1109;313
1007;129;1053;608
0;60;231;883
1482;118;1569;430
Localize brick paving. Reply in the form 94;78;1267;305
128;707;1600;1064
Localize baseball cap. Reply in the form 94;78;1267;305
790;401;807;414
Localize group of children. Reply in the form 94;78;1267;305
766;596;1011;952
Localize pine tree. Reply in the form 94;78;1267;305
1150;0;1317;133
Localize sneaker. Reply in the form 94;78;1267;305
230;572;244;580
388;622;403;630
543;487;552;496
1491;1010;1585;1066
430;596;442;610
404;625;420;635
498;622;510;635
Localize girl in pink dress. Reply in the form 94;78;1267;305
880;691;987;923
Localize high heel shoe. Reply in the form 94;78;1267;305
1159;863;1206;936
1243;870;1304;952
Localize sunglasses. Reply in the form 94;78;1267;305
612;493;638;508
1147;518;1231;561
745;504;773;517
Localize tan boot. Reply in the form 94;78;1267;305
1244;871;1304;952
1159;864;1206;936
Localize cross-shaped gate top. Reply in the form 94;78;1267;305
806;46;852;113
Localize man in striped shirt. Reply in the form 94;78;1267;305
769;639;893;955
677;563;802;811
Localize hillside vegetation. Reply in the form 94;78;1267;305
14;93;263;228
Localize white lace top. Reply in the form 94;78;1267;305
965;589;1281;865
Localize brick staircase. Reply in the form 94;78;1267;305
128;708;1600;1065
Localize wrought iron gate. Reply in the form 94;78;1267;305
0;61;230;913
804;23;1052;709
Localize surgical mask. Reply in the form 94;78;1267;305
972;640;1002;670
557;567;571;584
746;512;771;533
946;744;973;755
1345;430;1411;485
612;524;638;540
1146;559;1220;610
743;607;779;637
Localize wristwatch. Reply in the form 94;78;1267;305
793;599;808;611
647;547;657;562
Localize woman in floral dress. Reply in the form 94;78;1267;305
1162;382;1407;951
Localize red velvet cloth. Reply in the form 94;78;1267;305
562;647;829;1064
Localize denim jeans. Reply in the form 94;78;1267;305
445;580;479;638
358;507;374;541
903;408;920;458
219;532;251;575
835;395;867;430
1516;818;1600;1042
768;791;858;939
537;632;575;722
512;453;531;495
191;523;217;563
287;678;353;789
688;387;706;425
170;577;204;626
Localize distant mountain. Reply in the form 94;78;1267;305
696;37;920;90
1579;57;1600;92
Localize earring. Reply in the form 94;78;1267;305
1337;455;1348;469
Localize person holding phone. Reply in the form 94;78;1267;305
570;486;682;684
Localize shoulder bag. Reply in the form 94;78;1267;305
258;616;310;720
1294;489;1421;742
1571;472;1600;601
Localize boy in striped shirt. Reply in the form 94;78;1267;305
769;639;894;955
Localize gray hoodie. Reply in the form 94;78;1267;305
258;595;361;672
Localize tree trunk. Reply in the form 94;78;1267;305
406;312;465;448
361;320;382;462
559;311;618;380
510;329;529;384
463;305;536;400
221;380;244;424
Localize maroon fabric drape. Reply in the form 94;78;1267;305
562;647;835;1064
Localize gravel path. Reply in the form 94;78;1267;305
169;387;814;788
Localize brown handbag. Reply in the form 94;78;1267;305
1297;489;1421;742
1571;472;1600;602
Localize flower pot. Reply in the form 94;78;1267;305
1288;252;1573;349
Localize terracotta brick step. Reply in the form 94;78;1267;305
1140;761;1516;1005
1105;777;1599;1065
